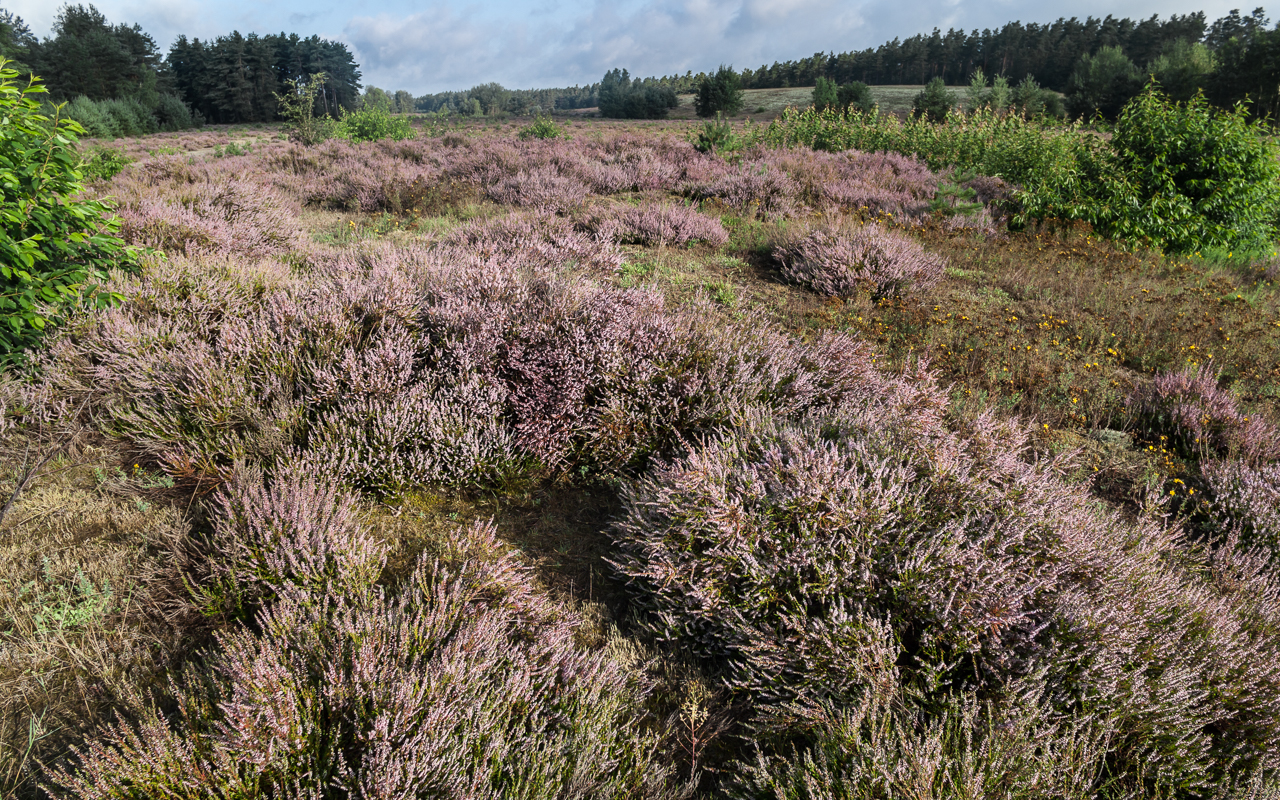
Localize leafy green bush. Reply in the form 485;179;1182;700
0;60;138;362
761;86;1280;253
331;104;415;142
517;115;568;140
695;64;744;117
79;146;131;182
1098;84;1280;252
912;77;956;122
274;71;329;145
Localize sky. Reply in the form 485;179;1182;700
5;0;1253;94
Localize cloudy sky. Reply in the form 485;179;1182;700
6;0;1250;93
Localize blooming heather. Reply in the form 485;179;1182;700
611;392;1280;790
57;520;679;798
775;223;947;300
596;202;729;247
1129;365;1280;464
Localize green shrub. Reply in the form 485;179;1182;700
837;81;876;115
1095;84;1280;252
79;146;131;182
695;64;744;117
58;95;120;138
100;97;158;136
761;86;1280;253
912;77;956;122
331;103;415;142
517;115;567;140
152;92;198;131
274;71;329;145
812;76;839;111
690;112;741;153
0;60;139;362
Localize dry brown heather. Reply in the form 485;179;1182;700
3;119;1279;799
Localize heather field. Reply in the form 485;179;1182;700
4;113;1280;800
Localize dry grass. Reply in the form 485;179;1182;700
0;439;198;800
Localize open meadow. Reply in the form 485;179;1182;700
3;105;1280;799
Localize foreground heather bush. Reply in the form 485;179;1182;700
596;202;729;247
441;212;624;272
611;395;1280;793
1128;365;1280;465
196;462;386;616
56;520;681;799
774;223;946;300
116;179;301;259
688;161;798;218
24;232;876;492
735;662;1116;800
1203;459;1280;562
303;249;877;493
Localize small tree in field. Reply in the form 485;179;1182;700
0;59;137;363
837;81;876;114
274;71;328;145
812;76;839;111
695;65;744;117
912;77;956;122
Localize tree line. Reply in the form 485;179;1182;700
736;8;1280;120
0;3;361;133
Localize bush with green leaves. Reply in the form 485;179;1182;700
695;64;744;117
517;115;568;140
1097;84;1280;252
762;85;1280;253
0;60;138;362
331;103;415;143
274;71;329;145
78;146;131;182
912;77;956;122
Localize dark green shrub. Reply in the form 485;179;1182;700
695;64;744;117
0;60;138;362
152;91;197;131
911;77;955;122
812;76;839;111
598;69;679;119
690;112;740;153
79;146;131;181
1066;45;1142;120
837;81;875;115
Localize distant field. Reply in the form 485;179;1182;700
664;84;927;121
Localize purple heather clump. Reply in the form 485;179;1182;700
57;520;678;798
611;396;1280;790
775;223;947;300
116;180;301;259
596;202;729;247
1128;365;1280;464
